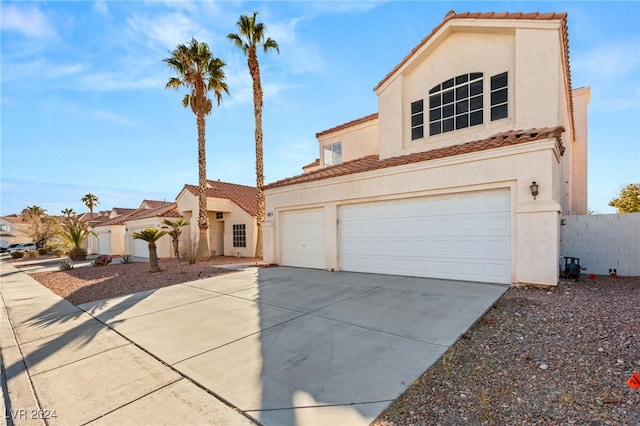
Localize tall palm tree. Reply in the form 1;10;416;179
81;193;100;217
132;228;168;273
164;38;229;261
61;208;77;218
228;12;279;258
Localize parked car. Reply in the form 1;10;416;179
1;243;20;253
7;243;37;253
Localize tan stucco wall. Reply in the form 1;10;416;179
570;87;590;214
318;117;379;167
265;140;564;286
176;190;257;257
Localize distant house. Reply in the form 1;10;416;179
0;214;30;248
176;180;258;258
263;11;590;287
90;200;180;258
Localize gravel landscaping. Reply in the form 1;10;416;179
373;276;640;426
18;255;262;305
8;256;640;425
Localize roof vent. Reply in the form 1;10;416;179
446;10;456;18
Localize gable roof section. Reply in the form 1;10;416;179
264;126;564;190
183;180;257;217
316;113;378;138
139;199;173;209
373;11;574;137
95;203;180;227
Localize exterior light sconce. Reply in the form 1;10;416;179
530;181;539;200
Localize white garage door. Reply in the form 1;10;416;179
281;208;325;269
132;231;149;258
98;232;110;255
339;189;511;284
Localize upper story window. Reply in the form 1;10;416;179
411;100;424;140
429;72;484;136
411;71;509;140
215;212;223;220
490;72;508;121
0;224;8;232
323;142;342;166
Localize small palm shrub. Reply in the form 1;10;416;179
58;259;74;271
93;255;112;266
10;251;25;259
120;255;135;264
68;247;88;261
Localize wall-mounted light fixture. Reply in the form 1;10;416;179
530;181;539;200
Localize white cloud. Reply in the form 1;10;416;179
125;11;212;52
0;4;57;39
89;110;136;127
93;0;110;18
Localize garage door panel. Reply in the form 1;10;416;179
340;189;511;284
281;209;325;270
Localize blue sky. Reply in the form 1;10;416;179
1;0;639;216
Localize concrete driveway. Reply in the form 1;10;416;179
75;266;507;425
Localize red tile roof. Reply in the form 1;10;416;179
264;126;565;190
302;158;320;169
184;180;257;217
95;203;181;227
316;113;378;138
140;200;173;209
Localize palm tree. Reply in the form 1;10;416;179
58;217;96;260
164;38;229;261
61;208;77;218
228;12;279;258
81;193;100;217
163;217;190;264
132;228;168;273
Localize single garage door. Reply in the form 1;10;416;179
98;232;110;255
339;189;511;284
132;231;149;258
281;208;325;269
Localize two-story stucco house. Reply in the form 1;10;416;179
263;11;590;287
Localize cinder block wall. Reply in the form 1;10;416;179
560;213;640;276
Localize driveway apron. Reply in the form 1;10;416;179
2;262;506;426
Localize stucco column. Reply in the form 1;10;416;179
325;203;339;271
262;220;275;264
515;202;561;286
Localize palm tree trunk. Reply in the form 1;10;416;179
249;48;265;258
148;242;160;272
196;111;210;260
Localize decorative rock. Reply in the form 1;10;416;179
539;363;549;370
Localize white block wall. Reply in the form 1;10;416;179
560;213;640;276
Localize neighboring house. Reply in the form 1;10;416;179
263;11;590;287
90;200;180;258
175;180;258;258
0;214;30;248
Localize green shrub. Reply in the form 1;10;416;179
68;247;88;261
26;250;39;258
120;255;135;264
52;249;65;257
58;260;74;271
10;251;24;259
38;247;49;255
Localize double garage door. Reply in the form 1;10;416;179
280;189;511;284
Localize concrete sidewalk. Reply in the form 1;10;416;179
0;262;255;425
2;261;507;426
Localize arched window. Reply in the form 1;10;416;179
428;72;484;136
